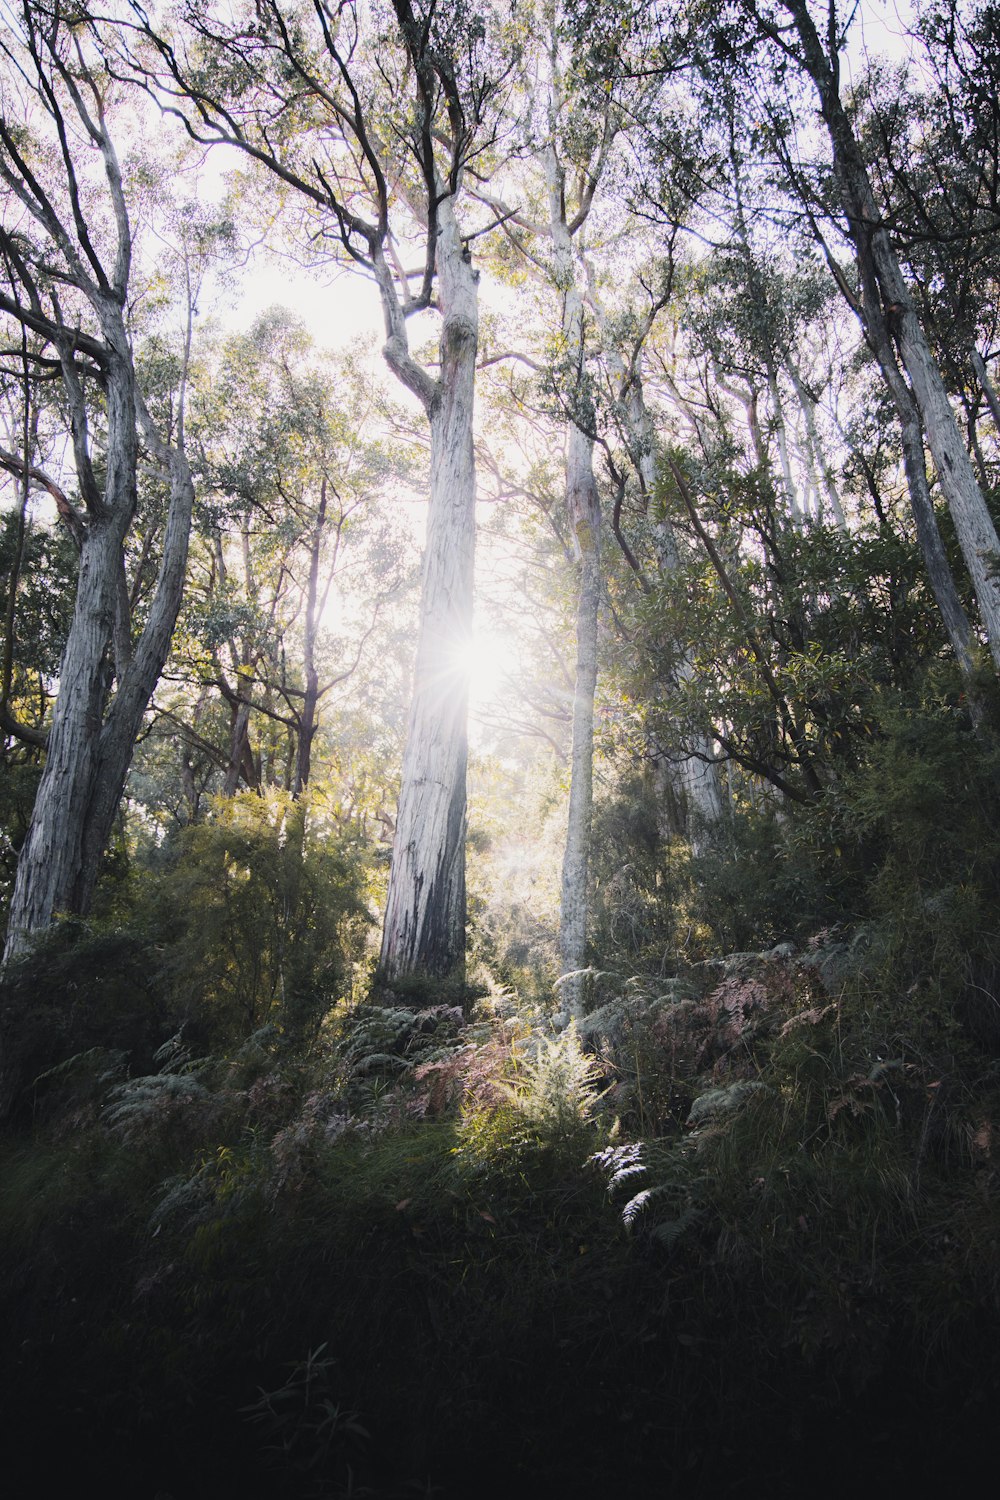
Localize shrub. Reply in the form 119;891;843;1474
149;790;373;1045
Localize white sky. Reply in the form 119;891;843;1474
845;0;919;82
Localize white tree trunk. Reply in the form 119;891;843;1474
786;362;847;528
766;362;802;526
782;0;1000;673
3;375;194;964
544;147;604;1017
851;236;980;696
3;520;122;951
558;426;601;1015
376;200;478;991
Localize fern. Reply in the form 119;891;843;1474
593;1138;704;1248
513;1023;606;1136
104;1072;212;1135
650;1204;703;1248
31;1046;128;1090
686;1080;768;1126
103;1029;216;1140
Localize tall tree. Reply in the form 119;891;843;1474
735;0;1000;673
542;100;605;1013
469;0;663;1010
117;0;518;995
0;1;196;965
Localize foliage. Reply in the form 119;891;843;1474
148;789;373;1045
0;504;77;720
457;1021;608;1182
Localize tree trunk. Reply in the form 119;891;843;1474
970;348;1000;435
780;0;1000;673
766;360;802;525
76;442;196;890
786;361;847;528
293;478;327;798
376;201;477;993
854;242;980;697
558;427;601;1015
223;694;253;797
544;144;604;1017
3;519;121;951
3;384;194;963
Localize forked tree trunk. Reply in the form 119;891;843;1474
376;201;478;992
3;379;194;963
4;518;123;950
0;17;197;983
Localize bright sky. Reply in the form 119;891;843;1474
846;0;919;81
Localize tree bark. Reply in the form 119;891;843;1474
376;199;478;992
3;381;194;962
558;426;601;1015
293;478;328;797
776;0;1000;673
542;140;604;1017
0;14;199;971
853;239;981;697
970;348;1000;435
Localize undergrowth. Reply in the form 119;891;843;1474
3;705;1000;1495
2;926;999;1498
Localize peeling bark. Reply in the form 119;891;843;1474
376;198;478;991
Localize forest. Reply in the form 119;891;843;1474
2;0;1000;1493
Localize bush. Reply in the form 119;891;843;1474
147;789;373;1046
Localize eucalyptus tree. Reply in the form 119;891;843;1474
0;1;198;966
852;2;1000;472
109;0;522;994
465;0;676;1010
539;38;609;1012
729;0;1000;676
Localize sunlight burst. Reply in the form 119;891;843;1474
445;628;517;710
